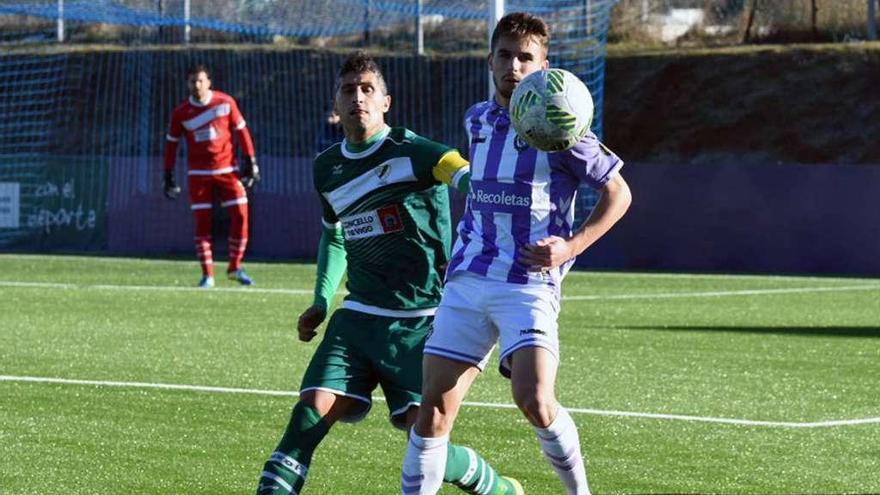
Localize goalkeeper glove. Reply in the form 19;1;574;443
163;170;181;200
240;156;260;189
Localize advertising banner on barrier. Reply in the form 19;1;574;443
0;156;107;250
0;182;19;229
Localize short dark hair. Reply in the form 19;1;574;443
187;64;211;80
490;12;550;53
336;51;388;95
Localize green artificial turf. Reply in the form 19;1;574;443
1;254;878;494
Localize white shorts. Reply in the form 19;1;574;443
424;272;560;377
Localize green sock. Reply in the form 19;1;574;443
257;402;330;494
444;442;516;495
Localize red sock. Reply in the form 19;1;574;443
195;237;214;277
193;209;214;277
227;203;249;272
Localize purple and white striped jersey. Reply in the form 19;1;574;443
447;99;623;287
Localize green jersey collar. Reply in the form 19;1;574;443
341;125;391;160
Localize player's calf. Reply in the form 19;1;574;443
402;436;522;495
533;407;590;495
256;402;330;494
402;430;448;494
445;444;522;495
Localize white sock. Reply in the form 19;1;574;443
401;429;448;495
534;406;591;495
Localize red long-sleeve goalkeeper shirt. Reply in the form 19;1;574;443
164;90;255;175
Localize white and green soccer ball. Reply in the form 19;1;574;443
509;68;594;152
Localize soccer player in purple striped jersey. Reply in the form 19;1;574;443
401;12;632;495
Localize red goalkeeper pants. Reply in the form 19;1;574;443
188;173;249;277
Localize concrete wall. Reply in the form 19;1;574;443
575;161;880;276
108;159;880;277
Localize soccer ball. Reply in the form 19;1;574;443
509;68;594;152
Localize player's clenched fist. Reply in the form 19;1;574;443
240;156;260;189
163;170;181;199
519;236;574;272
297;305;326;342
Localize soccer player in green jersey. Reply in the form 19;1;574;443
256;52;523;495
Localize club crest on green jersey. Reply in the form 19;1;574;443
374;163;392;183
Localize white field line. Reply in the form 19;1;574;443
4;254;877;284
563;284;880;301
0;280;313;296
1;254;199;266
2;280;878;301
1;375;877;429
564;270;877;283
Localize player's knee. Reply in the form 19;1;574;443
414;404;454;437
402;404;420;429
512;388;556;427
414;389;451;435
300;391;331;415
300;391;353;424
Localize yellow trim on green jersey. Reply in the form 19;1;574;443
432;150;469;190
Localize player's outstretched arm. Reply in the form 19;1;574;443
519;173;631;271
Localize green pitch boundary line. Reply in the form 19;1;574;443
2;280;878;300
2;375;878;429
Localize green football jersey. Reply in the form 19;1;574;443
313;126;454;311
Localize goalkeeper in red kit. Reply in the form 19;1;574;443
163;64;260;288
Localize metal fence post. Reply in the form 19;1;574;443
488;0;504;99
57;0;64;42
586;0;592;36
415;0;424;55
364;0;371;45
869;0;878;40
184;0;191;44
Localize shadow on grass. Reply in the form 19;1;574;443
607;325;880;338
